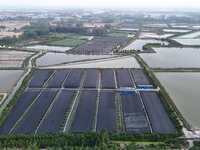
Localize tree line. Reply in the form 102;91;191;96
0;21;113;45
0;129;182;149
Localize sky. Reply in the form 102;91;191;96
1;0;200;8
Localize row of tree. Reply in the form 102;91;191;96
0;21;114;45
0;130;181;149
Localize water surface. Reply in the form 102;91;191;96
173;39;200;45
36;53;116;66
122;39;168;51
155;72;200;127
140;47;200;68
163;29;191;33
176;31;200;38
0;70;24;93
26;45;71;51
45;56;141;69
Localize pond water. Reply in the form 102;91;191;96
140;47;200;68
172;25;189;28
115;28;139;31
193;26;200;29
173;39;200;45
36;53;116;66
26;45;71;51
176;31;200;38
0;70;24;93
155;72;200;127
45;56;141;69
163;29;191;33
140;32;174;38
122;39;168;51
143;24;168;28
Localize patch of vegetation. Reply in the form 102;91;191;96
0;129;186;150
48;38;85;47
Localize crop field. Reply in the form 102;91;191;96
38;90;75;133
63;70;83;88
47;70;69;88
116;69;133;87
0;50;34;68
101;69;116;89
82;70;98;88
121;94;150;133
28;69;54;88
73;36;131;53
115;23;140;29
97;91;117;132
70;90;97;133
0;68;175;134
131;69;150;86
140;92;175;133
109;32;128;37
12;90;58;134
1;90;40;134
0;31;22;38
49;38;85;47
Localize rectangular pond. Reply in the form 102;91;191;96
173;39;200;45
175;31;200;38
0;70;24;93
122;39;168;51
163;29;191;33
36;53;116;66
139;32;174;39
155;72;200;127
45;56;141;69
26;45;72;52
140;47;200;68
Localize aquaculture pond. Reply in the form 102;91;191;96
163;29;191;33
0;70;24;93
173;39;200;45
155;72;200;127
175;31;200;38
36;53;116;66
122;39;168;51
45;56;141;69
26;45;71;52
139;32;174;39
140;47;200;68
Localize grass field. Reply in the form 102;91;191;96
48;33;84;39
111;141;164;145
49;38;85;47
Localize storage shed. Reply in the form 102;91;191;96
137;85;153;89
119;87;136;94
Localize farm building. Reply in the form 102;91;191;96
137;85;153;89
119;87;136;94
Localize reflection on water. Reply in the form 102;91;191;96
36;53;115;66
26;45;71;51
140;48;200;68
155;72;200;127
45;56;141;69
122;39;168;51
0;70;23;93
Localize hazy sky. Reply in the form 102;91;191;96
1;0;200;8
